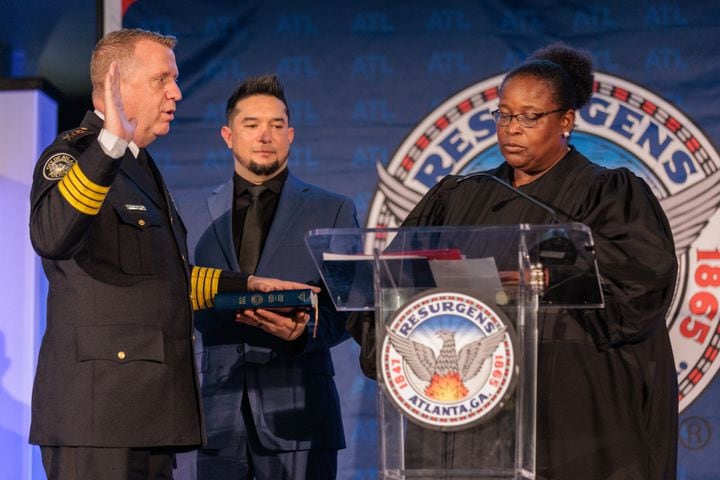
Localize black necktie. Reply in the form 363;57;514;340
138;148;155;176
238;185;267;274
137;148;166;207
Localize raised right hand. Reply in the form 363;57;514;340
103;62;136;142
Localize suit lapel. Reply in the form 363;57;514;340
145;154;191;275
207;180;239;270
119;151;165;209
256;175;308;273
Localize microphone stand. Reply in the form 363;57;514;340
457;172;559;223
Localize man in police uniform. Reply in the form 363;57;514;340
28;29;314;480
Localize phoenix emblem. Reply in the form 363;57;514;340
387;326;506;402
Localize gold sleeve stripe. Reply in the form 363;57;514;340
191;266;202;310
191;266;221;311
206;268;220;308
70;163;111;194
57;164;110;215
196;267;208;310
63;171;104;209
58;179;101;215
66;167;108;201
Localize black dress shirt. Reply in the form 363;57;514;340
232;168;288;265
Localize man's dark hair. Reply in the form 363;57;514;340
225;74;290;124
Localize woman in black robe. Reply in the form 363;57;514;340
351;44;678;480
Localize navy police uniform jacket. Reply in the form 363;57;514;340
28;111;223;448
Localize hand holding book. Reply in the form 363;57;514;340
214;289;320;339
235;307;311;341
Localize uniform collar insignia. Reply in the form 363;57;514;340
62;127;90;142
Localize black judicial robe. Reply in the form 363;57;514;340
355;148;678;479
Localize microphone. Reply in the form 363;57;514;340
456;172;560;222
456;172;577;265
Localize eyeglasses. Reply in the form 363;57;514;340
491;109;565;128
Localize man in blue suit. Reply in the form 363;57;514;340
178;75;358;480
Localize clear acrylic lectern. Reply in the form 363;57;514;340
306;224;603;479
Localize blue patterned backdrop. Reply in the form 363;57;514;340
122;2;720;478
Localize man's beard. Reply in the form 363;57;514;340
247;155;287;177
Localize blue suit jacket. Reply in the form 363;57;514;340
178;173;358;452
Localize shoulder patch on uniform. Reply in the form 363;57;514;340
43;153;77;180
62;127;90;143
